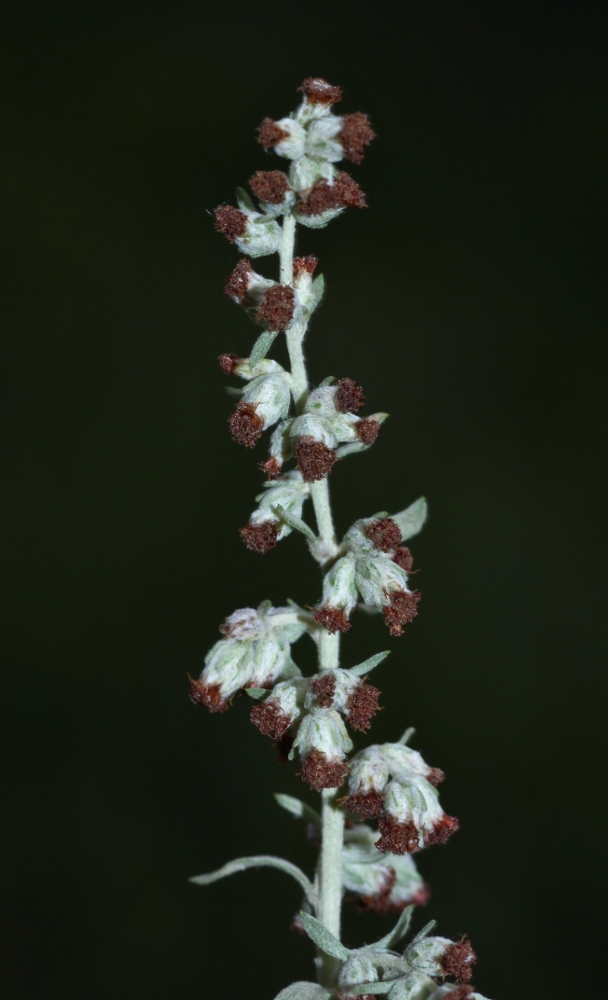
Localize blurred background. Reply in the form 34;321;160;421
2;2;607;998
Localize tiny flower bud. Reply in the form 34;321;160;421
218;352;240;374
257;117;289;149
356;417;381;445
250;677;309;740
297;171;367;221
295;436;337;481
364;517;403;552
338;954;379;997
224;258;275;306
298;77;343;106
256;284;296;331
214;204;282;257
214;205;247;242
293;256;318;279
259;457;282;480
335;377;365;413
258;117;306;159
231;372;291;446
292;708;353;790
313;554;357;632
219;607;264;640
248;169;292;205
339;112;376;164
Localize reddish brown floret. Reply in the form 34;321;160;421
364;517;402;552
257;117;289;149
313;606;352;634
442;938;477;983
295;437;338;482
188;677;229;713
214;205;247;242
298;78;343;105
339;112;376;164
441;988;473;1000
239;520;280;554
376;816;421;855
251;700;291;741
335;377;365;413
301;749;349;791
384;590;421;636
256;284;296;331
259;457;282;480
393;546;414;573
311;673;337;708
218;352;240;375
426;767;446;787
249;170;291;204
229;402;264;448
424;814;460;848
346;681;382;732
356;418;381;446
293;255;318;278
355;878;428;917
298;172;367;216
224;259;254;302
342;790;384;818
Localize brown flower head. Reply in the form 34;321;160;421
364;517;402;552
339;112;376;164
442;938;477;983
259;457;282;480
249;170;291;204
250;700;291;741
218;352;240;375
301;749;349;791
188;676;230;714
356;418;381;446
256;285;296;331
346;681;382;732
424;815;460;848
239;521;280;554
257;117;289;149
223;258;255;302
298;77;343;105
295;437;338;482
376;815;421;855
298;172;367;216
384;590;421;636
293;256;318;279
393;546;414;573
342;790;384;818
313;606;352;634
311;673;337;708
335;377;365;413
229;402;265;448
214;205;247;242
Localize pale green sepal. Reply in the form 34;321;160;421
319;376;335;387
273;983;333;1000
191;856;315;905
274;793;322;828
299;911;350;961
409;919;437;947
273;504;317;543
349;651;391;677
371;511;390;519
245;688;267;700
236;186;257;212
349;982;395;995
398;727;416;745
250;330;279;368
373;905;414;951
257;599;273;616
391;498;428;542
308;273;325;311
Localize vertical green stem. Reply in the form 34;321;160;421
279;214;344;984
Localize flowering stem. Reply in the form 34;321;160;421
279;213;343;978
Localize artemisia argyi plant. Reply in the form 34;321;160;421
190;78;493;1000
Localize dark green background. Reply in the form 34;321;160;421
3;2;606;998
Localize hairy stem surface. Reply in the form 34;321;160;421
279;215;344;983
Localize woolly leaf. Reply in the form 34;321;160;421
349;982;395;995
391;498;428;542
349;651;391;677
191;856;314;904
299;911;350;960
273;505;316;542
409;919;437;946
308;274;325;311
274;793;322;828
273;984;333;1000
250;330;279;368
236;186;257;212
373;905;414;951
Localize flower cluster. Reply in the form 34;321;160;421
342;823;429;913
343;742;459;855
314;511;421;635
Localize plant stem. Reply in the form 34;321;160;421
279;214;344;981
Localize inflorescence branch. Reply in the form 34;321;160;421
189;78;492;1000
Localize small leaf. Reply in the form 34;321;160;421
245;688;267;700
335;441;368;459
391;498;428;542
409;919;437;946
236;186;256;212
371;511;390;519
398;727;416;745
319;376;335;387
307;273;325;313
274;793;322;828
299;912;350;961
349;983;395;996
373;906;414;951
273;984;333;1000
250;330;279;368
256;599;273;616
273;505;317;543
349;651;391;678
190;856;315;904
